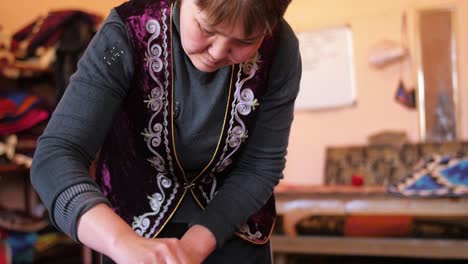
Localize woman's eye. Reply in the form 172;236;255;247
236;40;255;47
199;24;214;35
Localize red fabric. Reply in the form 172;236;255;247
344;215;413;237
0;100;16;118
0;108;49;135
0;95;39;120
0;241;9;264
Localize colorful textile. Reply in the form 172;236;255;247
0;93;41;121
11;10;102;59
5;231;37;264
0;240;12;264
388;154;468;197
292;214;468;239
0;100;16;118
0;91;49;136
324;141;468;187
0;109;49;136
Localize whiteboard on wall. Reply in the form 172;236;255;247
295;26;357;110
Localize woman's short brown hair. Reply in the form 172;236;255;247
173;0;291;36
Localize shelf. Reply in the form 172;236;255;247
274;185;468;216
271;235;468;259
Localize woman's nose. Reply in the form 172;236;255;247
208;36;230;61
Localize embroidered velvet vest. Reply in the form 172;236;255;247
95;0;279;244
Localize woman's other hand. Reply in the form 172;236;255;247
77;203;193;264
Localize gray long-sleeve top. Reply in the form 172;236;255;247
30;4;301;247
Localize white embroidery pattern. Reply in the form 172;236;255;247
239;223;262;240
132;174;172;237
160;10;175;180
199;53;261;202
132;11;178;237
142;18;165;173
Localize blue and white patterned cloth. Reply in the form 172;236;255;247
388;154;468;197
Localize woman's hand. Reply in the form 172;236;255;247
111;224;217;264
110;233;191;264
77;203;194;264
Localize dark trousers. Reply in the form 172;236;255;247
102;223;272;264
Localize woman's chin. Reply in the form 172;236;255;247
193;60;219;73
196;64;218;73
190;56;229;72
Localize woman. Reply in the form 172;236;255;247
31;0;301;263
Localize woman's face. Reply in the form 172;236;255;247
179;0;265;72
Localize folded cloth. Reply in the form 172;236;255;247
388;154;468;197
0;91;49;136
0;99;16;117
0;92;41;122
11;10;102;59
0;109;48;136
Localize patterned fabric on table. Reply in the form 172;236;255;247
324;141;468;187
388;153;468;197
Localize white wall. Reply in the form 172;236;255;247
283;0;468;185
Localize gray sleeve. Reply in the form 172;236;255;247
191;20;302;246
30;9;134;242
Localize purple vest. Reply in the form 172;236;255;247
95;0;278;244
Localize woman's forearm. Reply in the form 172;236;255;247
181;225;216;263
77;203;138;258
